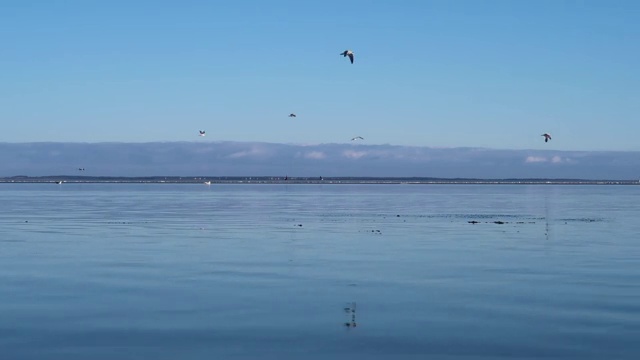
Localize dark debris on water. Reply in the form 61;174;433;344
359;229;382;234
344;302;357;328
468;220;537;225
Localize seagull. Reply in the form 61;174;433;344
199;130;206;137
351;136;364;141
204;181;211;186
541;133;552;143
340;50;354;64
289;113;296;118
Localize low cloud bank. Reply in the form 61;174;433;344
0;141;638;179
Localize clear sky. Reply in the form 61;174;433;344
1;0;638;151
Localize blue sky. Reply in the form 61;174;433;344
1;0;638;151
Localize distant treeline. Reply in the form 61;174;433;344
1;175;638;185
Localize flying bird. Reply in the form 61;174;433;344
541;133;552;143
289;113;296;118
351;136;364;141
340;50;354;64
199;130;206;137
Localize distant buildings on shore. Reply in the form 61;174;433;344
0;176;637;185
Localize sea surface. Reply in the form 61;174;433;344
1;184;639;360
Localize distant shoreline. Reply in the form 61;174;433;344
1;176;638;185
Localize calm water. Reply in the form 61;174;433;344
1;184;639;359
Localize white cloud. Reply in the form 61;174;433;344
228;146;270;159
525;156;547;163
304;151;326;160
343;150;367;159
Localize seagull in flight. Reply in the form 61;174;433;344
198;130;206;137
289;113;296;118
541;133;552;143
340;50;354;64
351;136;364;141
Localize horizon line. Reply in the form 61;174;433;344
2;175;638;185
